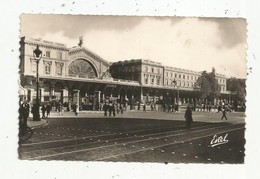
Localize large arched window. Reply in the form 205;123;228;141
68;59;98;78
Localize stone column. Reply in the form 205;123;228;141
73;89;80;111
29;88;35;104
50;85;55;100
94;91;101;111
140;87;143;101
40;88;44;102
62;89;68;103
102;93;105;102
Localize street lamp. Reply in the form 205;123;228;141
173;79;179;106
33;44;42;121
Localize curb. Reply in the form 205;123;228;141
28;119;49;129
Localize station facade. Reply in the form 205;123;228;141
19;36;230;110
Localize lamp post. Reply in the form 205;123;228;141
33;45;42;121
173;79;179;105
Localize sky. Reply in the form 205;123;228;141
20;14;247;78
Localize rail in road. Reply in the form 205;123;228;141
19;122;245;163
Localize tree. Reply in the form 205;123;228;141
226;78;246;104
194;69;220;103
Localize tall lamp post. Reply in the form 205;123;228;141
173;79;179;105
33;45;42;121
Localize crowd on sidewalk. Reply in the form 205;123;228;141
19;97;242;128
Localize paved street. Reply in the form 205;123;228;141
19;110;245;163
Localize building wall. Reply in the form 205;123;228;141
216;73;227;93
20;36;229;106
21;37;69;78
163;66;201;90
20;37;110;80
110;60;228;94
141;59;164;86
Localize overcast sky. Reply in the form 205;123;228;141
20;14;247;78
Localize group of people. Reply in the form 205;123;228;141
40;103;52;118
103;101;124;117
18;100;30;129
136;101;180;113
184;105;228;128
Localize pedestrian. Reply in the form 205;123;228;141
18;102;27;131
137;102;140;110
104;101;108;116
175;103;179;112
217;105;222;113
46;103;52;118
116;102;120;114
120;103;124;114
59;102;63;115
168;104;171;113
73;103;78;116
203;104;206;111
112;102;116;117
185;106;193;128
151;103;154;111
143;102;146;112
24;101;30;119
41;104;46;119
109;101;113;116
31;103;38;121
221;108;227;120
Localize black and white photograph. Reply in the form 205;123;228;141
18;14;247;163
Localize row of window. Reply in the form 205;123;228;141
217;78;226;84
144;66;161;74
165;72;199;81
144;74;161;85
31;60;64;76
35;49;63;59
144;66;199;81
165;79;196;88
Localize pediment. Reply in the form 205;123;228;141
69;47;110;67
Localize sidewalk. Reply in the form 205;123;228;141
27;117;48;128
27;110;245;128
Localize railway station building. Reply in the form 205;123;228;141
19;36;230;110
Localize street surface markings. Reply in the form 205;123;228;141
95;126;244;161
20;123;228;156
23;124;242;160
20;123;191;146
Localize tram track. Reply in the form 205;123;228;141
20;122;217;154
97;126;245;161
21;123;244;160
